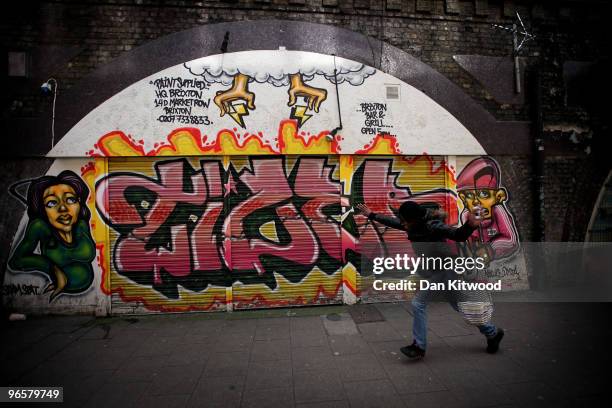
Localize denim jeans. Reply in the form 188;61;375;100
411;286;497;350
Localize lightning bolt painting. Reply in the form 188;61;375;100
228;102;249;128
290;105;312;128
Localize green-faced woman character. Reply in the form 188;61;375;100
9;170;96;302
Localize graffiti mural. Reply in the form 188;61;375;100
456;156;527;289
87;116;528;312
185;55;375;128
3;155;527;313
4;49;532;315
340;155;527;297
4;162;104;310
457;157;520;261
340;155;459;302
49;50;485;157
96;154;344;311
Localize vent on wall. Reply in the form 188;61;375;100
386;85;400;100
8;51;28;77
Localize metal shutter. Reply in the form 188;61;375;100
103;157;228;314
229;155;343;310
350;155;453;303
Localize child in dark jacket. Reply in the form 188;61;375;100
356;201;504;359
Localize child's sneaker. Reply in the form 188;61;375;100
486;328;505;354
400;341;426;359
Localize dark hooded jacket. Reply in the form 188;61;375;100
368;208;476;277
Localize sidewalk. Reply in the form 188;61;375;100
1;302;609;407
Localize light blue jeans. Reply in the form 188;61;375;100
411;283;497;350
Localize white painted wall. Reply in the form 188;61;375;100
49;50;485;157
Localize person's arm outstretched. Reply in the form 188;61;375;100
355;203;404;230
427;207;483;241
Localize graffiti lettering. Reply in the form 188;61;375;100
463;264;521;282
358;102;393;135
98;156;463;298
2;283;40;296
168;89;203;99
150;75;212;125
348;158;459;273
157;115;211;125
163;107;192;116
152;76;209;91
225;159;320;275
97;157;343;298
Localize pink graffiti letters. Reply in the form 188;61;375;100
96;157;343;298
97;156;462;299
345;159;459;273
97;159;226;298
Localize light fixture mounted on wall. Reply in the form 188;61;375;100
41;78;56;94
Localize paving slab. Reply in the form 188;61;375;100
188;375;244;408
251;338;291;361
241;386;295;408
343;379;405;408
327;334;371;356
245;359;292;390
293;370;345;404
322;312;359;335
292;345;336;371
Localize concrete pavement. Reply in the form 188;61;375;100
1;302;610;407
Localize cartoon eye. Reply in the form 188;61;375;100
66;196;78;205
478;190;491;199
45;200;58;208
141;200;150;209
465;192;474;199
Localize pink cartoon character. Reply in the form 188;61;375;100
457;157;520;264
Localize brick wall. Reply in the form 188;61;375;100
1;0;610;243
3;1;609;119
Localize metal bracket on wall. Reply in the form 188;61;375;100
492;12;535;94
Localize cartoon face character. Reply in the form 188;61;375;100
458;188;507;219
43;184;81;233
9;170;95;300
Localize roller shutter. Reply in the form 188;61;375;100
102;157;229;314
350;155;454;303
229;155;343;310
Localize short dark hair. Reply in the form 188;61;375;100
398;201;426;222
27;170;91;222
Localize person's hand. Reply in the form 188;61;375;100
467;206;483;228
355;203;372;218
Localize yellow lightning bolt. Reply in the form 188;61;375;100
228;102;249;128
290;105;312;128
